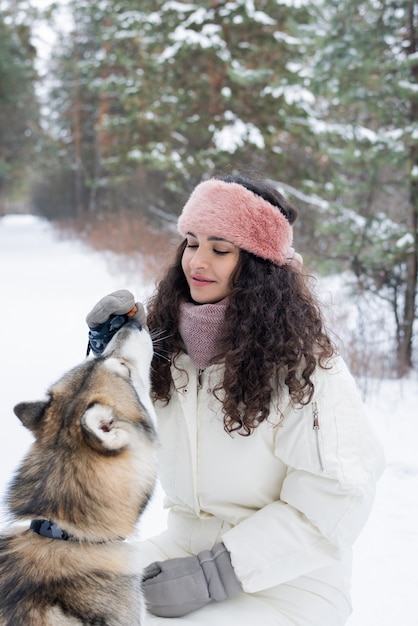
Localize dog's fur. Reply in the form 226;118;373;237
0;322;158;625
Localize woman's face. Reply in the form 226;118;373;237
181;231;240;304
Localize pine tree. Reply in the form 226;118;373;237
308;0;418;375
0;0;40;212
41;1;321;218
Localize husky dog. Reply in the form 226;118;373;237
0;321;158;625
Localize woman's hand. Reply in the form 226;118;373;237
142;543;241;617
86;290;147;356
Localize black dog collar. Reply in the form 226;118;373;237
30;519;70;540
30;518;124;543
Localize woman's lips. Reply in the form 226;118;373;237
190;275;215;286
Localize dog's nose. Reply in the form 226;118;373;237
126;319;142;331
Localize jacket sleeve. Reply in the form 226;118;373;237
222;356;385;593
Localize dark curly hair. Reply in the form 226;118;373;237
147;175;335;436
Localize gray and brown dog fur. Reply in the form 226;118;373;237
0;322;158;625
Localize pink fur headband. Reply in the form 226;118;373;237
177;179;293;266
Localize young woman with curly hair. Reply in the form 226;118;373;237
147;176;333;436
86;174;384;626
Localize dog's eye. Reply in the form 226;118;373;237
118;361;131;378
104;357;131;378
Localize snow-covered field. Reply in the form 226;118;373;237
1;215;417;624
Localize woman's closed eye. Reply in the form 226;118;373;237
186;242;231;255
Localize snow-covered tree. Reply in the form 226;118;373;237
41;1;321;217
0;0;40;211
308;0;418;375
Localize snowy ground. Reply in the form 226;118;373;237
1;215;417;624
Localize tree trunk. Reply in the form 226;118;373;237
398;1;418;375
72;18;84;220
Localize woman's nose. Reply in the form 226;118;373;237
189;247;208;268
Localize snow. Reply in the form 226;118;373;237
1;215;417;624
212;112;265;152
0;214;166;540
262;83;316;106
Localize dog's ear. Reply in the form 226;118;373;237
14;401;47;434
81;404;129;452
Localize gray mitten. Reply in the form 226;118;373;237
86;290;147;356
142;543;241;618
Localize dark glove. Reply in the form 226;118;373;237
142;543;241;617
86;289;147;356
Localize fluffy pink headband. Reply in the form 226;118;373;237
177;179;293;266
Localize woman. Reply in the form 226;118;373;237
87;175;384;625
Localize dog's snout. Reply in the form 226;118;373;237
103;319;153;368
115;320;142;335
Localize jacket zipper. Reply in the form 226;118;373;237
312;402;324;472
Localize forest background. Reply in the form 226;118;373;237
0;0;417;378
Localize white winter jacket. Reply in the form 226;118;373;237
140;353;384;626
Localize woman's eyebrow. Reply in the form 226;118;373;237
208;236;234;244
186;232;234;245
